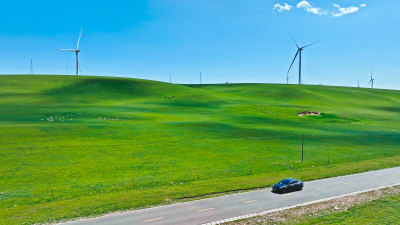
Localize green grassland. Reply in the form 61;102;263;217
298;195;400;225
1;75;400;224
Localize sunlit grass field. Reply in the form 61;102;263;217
1;75;400;224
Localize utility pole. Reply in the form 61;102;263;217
301;134;304;162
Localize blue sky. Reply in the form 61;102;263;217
0;0;399;89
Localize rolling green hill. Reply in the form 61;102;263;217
1;75;399;224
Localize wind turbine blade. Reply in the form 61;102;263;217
368;79;372;85
287;50;300;75
76;28;83;50
289;33;299;49
302;40;320;49
57;49;76;51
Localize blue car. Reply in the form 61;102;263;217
272;178;303;193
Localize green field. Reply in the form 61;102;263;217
1;75;400;224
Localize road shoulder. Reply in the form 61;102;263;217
226;185;400;225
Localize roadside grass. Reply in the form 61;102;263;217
0;75;400;224
296;194;400;225
227;185;400;225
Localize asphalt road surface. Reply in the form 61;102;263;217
60;167;400;225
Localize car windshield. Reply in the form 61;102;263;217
278;179;292;185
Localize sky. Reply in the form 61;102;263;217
0;0;399;89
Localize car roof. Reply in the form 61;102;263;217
281;178;298;182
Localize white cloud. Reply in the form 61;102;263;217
272;1;366;17
297;1;326;15
332;4;359;17
273;3;293;12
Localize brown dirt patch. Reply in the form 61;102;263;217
297;111;321;117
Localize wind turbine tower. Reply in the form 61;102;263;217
368;69;375;88
357;77;360;88
287;34;319;85
66;59;69;75
200;71;202;84
57;29;83;75
30;59;34;74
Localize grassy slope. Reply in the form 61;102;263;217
298;195;400;225
0;75;400;224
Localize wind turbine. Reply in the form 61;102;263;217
57;29;83;75
368;68;374;88
357;77;360;88
287;34;319;85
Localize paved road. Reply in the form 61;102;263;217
61;167;400;225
